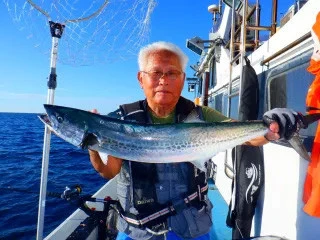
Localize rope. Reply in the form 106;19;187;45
26;0;109;24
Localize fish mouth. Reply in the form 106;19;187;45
38;114;60;136
38;114;54;131
38;114;52;127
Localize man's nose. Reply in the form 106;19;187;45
159;75;169;85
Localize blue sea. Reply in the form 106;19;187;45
0;113;105;239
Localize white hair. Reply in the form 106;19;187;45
138;41;189;71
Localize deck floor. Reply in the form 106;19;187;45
208;182;232;239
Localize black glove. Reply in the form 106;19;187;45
263;108;299;140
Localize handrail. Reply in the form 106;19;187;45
224;162;234;179
260;31;311;66
225;4;257;49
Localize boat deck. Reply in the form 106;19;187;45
209;181;232;239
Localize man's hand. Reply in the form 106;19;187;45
263;108;299;141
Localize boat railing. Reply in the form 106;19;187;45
260;31;311;66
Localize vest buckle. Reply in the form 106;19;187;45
146;222;169;236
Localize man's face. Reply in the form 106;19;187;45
137;50;185;108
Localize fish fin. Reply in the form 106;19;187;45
288;134;311;161
183;109;204;123
98;152;109;164
80;132;99;149
192;159;208;172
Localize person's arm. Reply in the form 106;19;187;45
245;121;280;146
89;150;123;179
244;136;269;146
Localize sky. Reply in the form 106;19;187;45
0;0;296;114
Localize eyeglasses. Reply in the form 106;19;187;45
140;70;183;80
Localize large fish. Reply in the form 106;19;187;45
39;104;315;170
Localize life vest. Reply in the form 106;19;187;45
303;11;320;217
114;97;210;237
226;57;264;238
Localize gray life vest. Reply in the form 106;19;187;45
112;97;213;239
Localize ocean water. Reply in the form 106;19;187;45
0;113;105;239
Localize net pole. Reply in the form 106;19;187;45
36;22;64;240
26;1;109;238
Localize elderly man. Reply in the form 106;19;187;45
89;41;298;240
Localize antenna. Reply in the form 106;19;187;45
208;1;222;33
208;4;220;22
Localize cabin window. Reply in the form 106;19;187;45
215;93;223;113
222;93;228;116
230;95;239;120
269;75;287;109
208;92;223;113
219;92;239;119
209;60;217;88
198;76;203;96
208;95;214;109
208;82;239;119
267;56;315;138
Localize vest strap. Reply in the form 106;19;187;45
117;183;208;228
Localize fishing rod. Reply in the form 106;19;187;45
0;184;82;200
0;184;119;214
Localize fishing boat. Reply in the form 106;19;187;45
43;0;320;239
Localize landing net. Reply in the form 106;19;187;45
3;0;156;66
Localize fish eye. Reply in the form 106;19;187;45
57;115;64;123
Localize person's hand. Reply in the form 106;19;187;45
88;109;100;153
88;108;110;164
263;108;299;141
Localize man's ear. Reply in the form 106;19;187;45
137;72;143;88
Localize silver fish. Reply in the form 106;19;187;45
39;104;312;170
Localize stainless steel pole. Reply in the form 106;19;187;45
36;22;64;240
